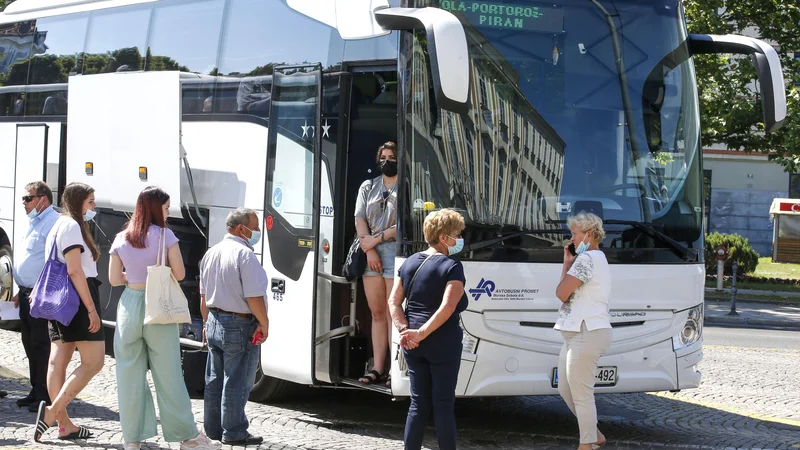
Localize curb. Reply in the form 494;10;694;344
704;314;800;329
704;296;800;307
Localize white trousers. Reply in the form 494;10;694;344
558;322;613;444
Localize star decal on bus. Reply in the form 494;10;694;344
321;119;331;138
301;120;315;139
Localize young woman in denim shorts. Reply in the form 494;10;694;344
354;141;398;387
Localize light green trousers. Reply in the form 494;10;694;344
114;287;198;443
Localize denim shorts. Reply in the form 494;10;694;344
364;241;396;279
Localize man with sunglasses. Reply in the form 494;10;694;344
11;181;59;412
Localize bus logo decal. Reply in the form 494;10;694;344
273;188;283;207
469;278;495;301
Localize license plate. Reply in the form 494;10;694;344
552;366;617;388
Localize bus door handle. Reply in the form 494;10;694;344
271;278;285;293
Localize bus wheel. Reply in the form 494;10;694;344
0;245;21;332
249;358;293;403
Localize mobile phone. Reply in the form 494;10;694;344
251;332;263;345
568;243;577;256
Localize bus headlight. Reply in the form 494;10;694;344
673;304;703;351
459;318;479;354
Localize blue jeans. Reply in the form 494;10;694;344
403;338;462;450
204;311;259;441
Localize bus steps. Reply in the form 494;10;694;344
340;378;391;395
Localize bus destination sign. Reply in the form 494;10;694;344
440;0;564;33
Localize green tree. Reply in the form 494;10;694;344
685;1;800;171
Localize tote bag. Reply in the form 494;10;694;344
144;228;191;325
30;225;80;326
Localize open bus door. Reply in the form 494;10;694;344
259;65;324;388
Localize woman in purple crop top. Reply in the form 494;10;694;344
108;187;217;450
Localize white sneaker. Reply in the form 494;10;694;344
123;443;141;450
180;430;221;450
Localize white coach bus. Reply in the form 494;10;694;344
0;0;786;401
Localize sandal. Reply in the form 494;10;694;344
385;374;391;388
358;369;384;384
33;401;51;442
59;426;94;440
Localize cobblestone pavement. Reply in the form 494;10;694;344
1;329;799;450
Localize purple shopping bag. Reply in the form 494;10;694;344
30;238;80;326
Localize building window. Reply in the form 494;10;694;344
789;172;800;198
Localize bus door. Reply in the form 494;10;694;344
261;65;324;385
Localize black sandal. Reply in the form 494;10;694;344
33;401;51;442
59;426;94;440
358;369;384;384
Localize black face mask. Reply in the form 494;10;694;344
379;160;398;177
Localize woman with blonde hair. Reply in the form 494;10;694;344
555;212;612;449
389;208;469;450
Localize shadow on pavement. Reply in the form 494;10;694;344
260;385;800;449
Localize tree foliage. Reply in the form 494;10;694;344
684;1;800;171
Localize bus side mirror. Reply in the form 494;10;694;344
375;7;471;115
688;34;787;133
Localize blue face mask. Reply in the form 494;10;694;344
447;236;464;256
244;226;261;246
83;209;97;221
28;198;43;220
575;235;590;255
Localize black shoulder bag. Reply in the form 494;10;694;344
343;178;378;281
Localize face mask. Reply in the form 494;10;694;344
447;236;464;256
83;209;97;221
379;160;398;177
244;226;261;246
575;235;590;255
27;197;43;220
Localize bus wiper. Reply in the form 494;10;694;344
603;220;696;262
545;219;696;261
466;228;568;253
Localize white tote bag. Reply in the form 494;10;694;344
144;228;191;325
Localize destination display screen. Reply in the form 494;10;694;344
439;0;565;33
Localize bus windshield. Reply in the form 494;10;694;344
403;0;703;263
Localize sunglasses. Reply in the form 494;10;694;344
22;195;43;203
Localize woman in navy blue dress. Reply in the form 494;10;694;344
388;208;468;450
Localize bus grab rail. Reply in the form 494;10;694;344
315;326;354;345
102;320;205;351
317;272;351;285
317;272;358;340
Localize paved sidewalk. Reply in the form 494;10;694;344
705;298;800;328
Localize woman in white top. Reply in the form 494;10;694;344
555;212;612;450
33;182;105;442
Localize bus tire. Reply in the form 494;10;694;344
249;359;293;403
0;245;21;332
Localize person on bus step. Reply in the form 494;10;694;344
11;182;59;413
355;141;399;387
555;212;612;450
108;187;219;450
199;208;269;446
33;182;105;442
388;208;469;450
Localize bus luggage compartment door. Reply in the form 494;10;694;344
65;72;183;217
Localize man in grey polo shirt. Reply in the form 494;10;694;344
199;208;269;446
